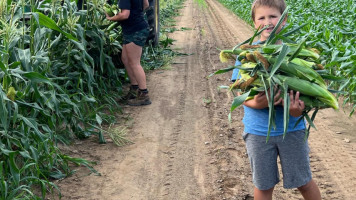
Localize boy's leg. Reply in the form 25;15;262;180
243;132;280;190
254;187;274;200
278;130;312;189
298;179;321;200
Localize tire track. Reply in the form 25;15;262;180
194;0;255;199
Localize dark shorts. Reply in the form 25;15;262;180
243;130;312;190
122;28;149;47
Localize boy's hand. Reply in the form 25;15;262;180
244;87;282;109
288;90;305;117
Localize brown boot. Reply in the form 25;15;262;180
122;86;138;100
128;90;151;106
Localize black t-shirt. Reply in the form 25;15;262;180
119;0;148;34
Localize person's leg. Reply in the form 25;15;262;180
124;42;147;90
242;133;280;199
297;179;321;200
121;45;138;85
278;130;320;199
254;187;274;200
125;42;151;106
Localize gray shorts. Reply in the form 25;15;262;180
242;130;312;190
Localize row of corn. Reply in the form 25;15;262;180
219;42;339;111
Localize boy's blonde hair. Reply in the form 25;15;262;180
251;0;287;21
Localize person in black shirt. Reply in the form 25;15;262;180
106;0;151;106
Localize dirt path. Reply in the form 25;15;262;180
57;0;356;199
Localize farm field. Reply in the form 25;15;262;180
55;0;356;199
1;0;355;199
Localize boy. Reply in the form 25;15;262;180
232;0;322;199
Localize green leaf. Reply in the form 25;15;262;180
270;44;290;77
95;114;102;126
266;79;276;142
304;112;317;130
0;60;6;72
9;152;20;186
282;82;290;138
282;22;309;38
16;48;31;71
23;72;53;85
232;26;267;51
32;12;78;41
208;66;235;77
230;90;251;112
288;37;307;62
0;89;8;133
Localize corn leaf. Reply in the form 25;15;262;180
232;26;267;51
208;66;235;77
282;82;290;138
288;37;307;61
32;12;78;41
266;78;276;142
270;44;290;77
304;112;317;130
0;89;8;134
23;72;52;85
230;90;251;112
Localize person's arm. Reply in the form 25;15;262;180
243;88;282;109
106;9;130;21
143;0;149;11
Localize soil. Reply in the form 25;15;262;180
55;0;356;199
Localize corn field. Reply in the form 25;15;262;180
0;0;182;199
218;0;356;114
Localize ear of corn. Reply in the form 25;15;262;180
291;58;315;68
299;95;329;109
275;74;338;109
267;57;327;88
6;87;16;101
262;44;320;60
104;4;121;17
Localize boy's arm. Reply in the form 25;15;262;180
241;88;282;109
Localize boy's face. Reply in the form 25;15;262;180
253;6;287;41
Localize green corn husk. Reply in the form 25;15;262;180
262;44;320;60
291;58;315;68
104;4;114;16
299;95;329;110
275;74;338;110
267;57;327;88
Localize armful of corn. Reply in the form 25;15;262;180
213;9;343;139
215;41;341;139
104;4;121;17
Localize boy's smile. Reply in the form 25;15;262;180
253;6;287;41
